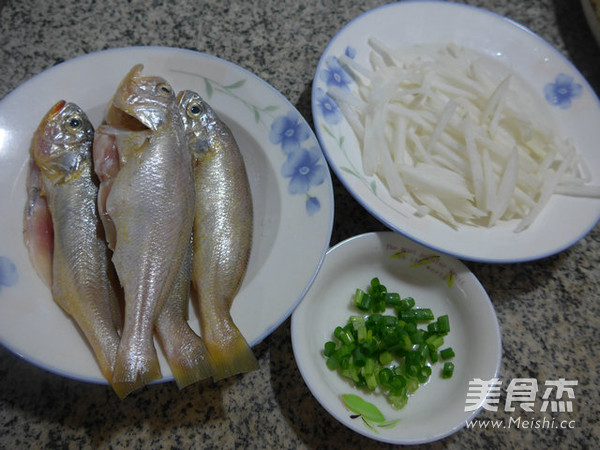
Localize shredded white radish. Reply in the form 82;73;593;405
463;116;485;209
489;148;519;226
327;41;598;231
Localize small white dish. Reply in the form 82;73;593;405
292;231;501;445
0;47;334;384
312;1;600;263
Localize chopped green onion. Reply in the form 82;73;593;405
378;368;393;387
427;322;439;334
411;308;435;322
324;341;336;357
353;288;370;311
389;393;408;409
384;292;402;306
349;315;365;329
429;349;439;364
418;365;432;383
440;347;455;360
379;351;393;366
442;362;455;379
426;334;444;351
365;373;378;391
437;315;450;334
406;377;419;394
360;340;378;356
324;277;455;410
410;330;425;345
353;347;367;367
326;357;339;370
406;363;419;378
357;325;368;343
339;329;355;346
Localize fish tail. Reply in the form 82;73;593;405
204;321;258;381
111;345;162;398
155;320;215;389
111;380;146;400
168;338;215;389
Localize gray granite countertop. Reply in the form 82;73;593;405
1;0;599;448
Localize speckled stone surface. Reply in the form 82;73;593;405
1;0;599;448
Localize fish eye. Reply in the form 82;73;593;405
157;83;173;96
187;102;204;118
65;115;83;132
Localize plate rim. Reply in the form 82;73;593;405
311;0;600;263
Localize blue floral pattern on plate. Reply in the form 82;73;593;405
270;111;312;153
270;112;327;215
0;256;18;291
544;73;583;109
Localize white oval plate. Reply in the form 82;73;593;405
0;47;334;384
311;1;600;263
291;231;501;445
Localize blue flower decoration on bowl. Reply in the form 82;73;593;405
0;256;18;292
315;47;357;126
319;55;354;91
544;73;583;109
315;88;343;125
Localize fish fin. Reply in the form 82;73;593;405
23;159;53;286
204;324;258;381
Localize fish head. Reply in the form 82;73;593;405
31;100;94;184
177;90;219;158
105;64;177;131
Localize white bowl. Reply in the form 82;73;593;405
292;231;502;444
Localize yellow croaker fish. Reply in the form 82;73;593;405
177;90;258;380
24;101;122;384
93;65;201;397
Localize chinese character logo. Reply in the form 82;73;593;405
465;377;578;413
465;378;503;412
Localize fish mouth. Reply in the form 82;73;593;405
49;100;67;117
104;64;175;132
104;65;151;132
104;64;148;131
31;100;67;160
105;102;150;132
36;100;68;131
